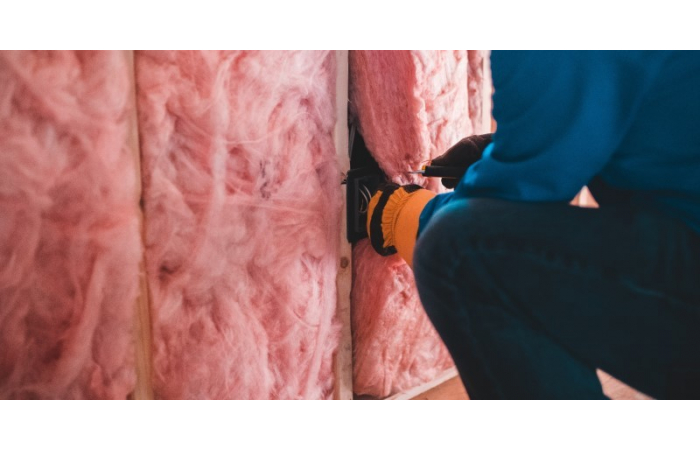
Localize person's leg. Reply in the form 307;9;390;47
413;198;700;399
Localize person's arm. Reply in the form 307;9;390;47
420;51;666;229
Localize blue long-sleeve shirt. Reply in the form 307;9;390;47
419;51;700;234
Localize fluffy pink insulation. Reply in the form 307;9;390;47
350;50;491;397
0;51;141;399
135;51;342;399
467;50;490;135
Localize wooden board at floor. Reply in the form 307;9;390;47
411;377;469;400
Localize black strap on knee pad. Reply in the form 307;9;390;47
370;185;399;256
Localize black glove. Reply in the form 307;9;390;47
431;133;493;189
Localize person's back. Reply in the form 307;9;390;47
594;51;700;231
421;51;700;234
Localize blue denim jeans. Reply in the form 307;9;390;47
413;198;700;399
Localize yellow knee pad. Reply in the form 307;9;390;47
367;184;436;267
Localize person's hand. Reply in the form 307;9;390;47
431;133;493;188
366;183;436;267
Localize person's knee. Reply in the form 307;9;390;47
413;198;495;309
414;197;530;303
413;201;489;337
414;196;552;272
414;198;494;273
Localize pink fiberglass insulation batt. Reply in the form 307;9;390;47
135;51;342;399
467;50;490;135
350;51;491;397
0;51;141;399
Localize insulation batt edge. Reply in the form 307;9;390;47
349;50;491;398
0;51;141;399
135;51;342;399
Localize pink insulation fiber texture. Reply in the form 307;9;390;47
467;50;490;135
0;51;141;399
349;50;491;398
135;51;342;399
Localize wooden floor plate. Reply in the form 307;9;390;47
411;376;469;400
